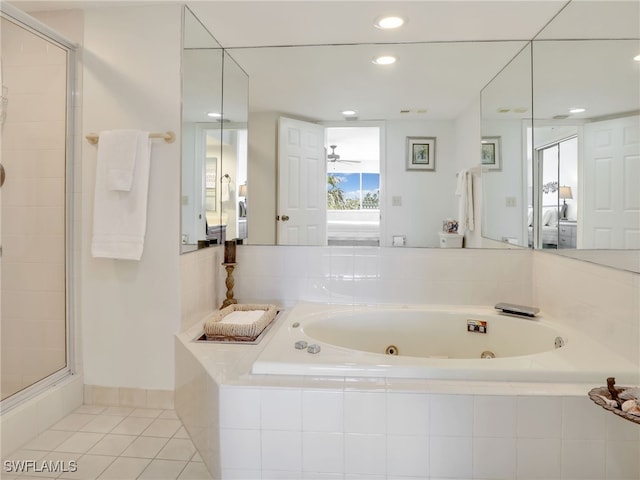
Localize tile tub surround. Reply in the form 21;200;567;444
215;245;534;308
175;318;640;480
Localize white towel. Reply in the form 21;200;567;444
456;169;475;234
221;182;231;202
100;130;148;191
220;310;265;325
91;130;152;261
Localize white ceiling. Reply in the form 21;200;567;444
184;0;639;123
13;1;640;123
188;1;567;47
185;1;565;122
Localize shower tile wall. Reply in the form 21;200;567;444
1;18;68;399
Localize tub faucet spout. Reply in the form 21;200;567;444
494;302;539;318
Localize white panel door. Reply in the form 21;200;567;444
583;116;640;249
277;117;327;246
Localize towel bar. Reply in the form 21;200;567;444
85;131;175;145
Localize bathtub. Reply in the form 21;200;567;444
252;303;639;383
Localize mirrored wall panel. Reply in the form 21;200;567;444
531;0;640;272
181;8;248;253
480;43;533;248
219;51;248;243
181;7;223;252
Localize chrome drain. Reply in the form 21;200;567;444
480;350;496;359
385;345;399;356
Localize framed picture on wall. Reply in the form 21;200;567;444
406;136;436;171
481;136;501;171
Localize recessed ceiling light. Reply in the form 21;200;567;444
374;15;405;30
372;55;397;65
341;110;357;116
569;107;586;114
634;54;640;61
207;112;222;118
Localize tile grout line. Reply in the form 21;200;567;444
2;406;210;480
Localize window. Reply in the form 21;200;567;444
327;172;380;210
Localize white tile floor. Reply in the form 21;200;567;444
1;406;213;480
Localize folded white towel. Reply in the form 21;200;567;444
100;130;148;191
91;130;152;261
220;310;265;325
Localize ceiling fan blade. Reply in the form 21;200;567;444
337;159;361;163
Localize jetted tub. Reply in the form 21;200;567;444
252;303;639;383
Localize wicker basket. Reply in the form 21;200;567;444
588;386;640;425
203;304;277;342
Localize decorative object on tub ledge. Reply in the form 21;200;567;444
224;239;236;264
221;239;238;308
220;262;237;309
494;302;540;318
203;304;277;342
588;377;640;424
86;130;175;145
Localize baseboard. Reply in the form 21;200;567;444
83;385;174;409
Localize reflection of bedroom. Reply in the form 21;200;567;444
326;126;381;246
530;134;578;248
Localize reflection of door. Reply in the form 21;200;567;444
583;116;640;249
277;117;327;245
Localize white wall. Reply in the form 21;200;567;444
384;120;458;247
482;119;528;245
81;5;182;390
533;251;639;365
247;111;278;244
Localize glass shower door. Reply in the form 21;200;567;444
1;11;72;403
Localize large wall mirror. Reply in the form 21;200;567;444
182;1;638;274
480;43;533;248
480;1;639;272
226;41;528;248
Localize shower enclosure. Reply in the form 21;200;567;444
0;5;75;409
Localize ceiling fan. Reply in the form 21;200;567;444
327;145;360;164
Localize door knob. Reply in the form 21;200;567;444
281;215;290;222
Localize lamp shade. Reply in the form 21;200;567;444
559;186;573;199
239;184;247;197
